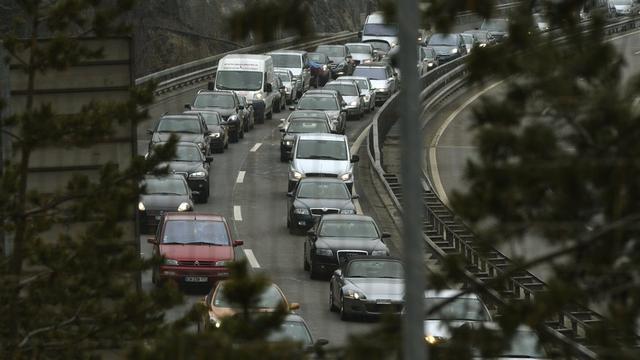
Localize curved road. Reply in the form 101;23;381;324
137;83;384;346
427;29;640;279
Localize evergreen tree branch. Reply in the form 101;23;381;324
18;308;81;348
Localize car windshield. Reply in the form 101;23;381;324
200;112;222;126
324;84;358;96
319;220;379;238
428;34;458;46
296;139;348;160
267;321;313;346
317;46;346;57
290;111;326;120
363;23;399;37
215;70;263;91
297;182;351;200
461;34;474;45
350;79;369;90
161;220;230;245
424;297;490;321
193;93;235;108
612;0;632;5
287;120;330;134
422;47;436;60
346;260;404;278
367;41;391;52
173;146;203;162
214;284;283;309
156;118;201;133
297;96;339;111
142;178;188;195
308;53;328;64
347;44;371;54
277;72;291;82
353;67;387;80
271;54;302;68
481;19;508;32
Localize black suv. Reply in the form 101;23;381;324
147;114;212;156
148;141;212;203
186;90;246;143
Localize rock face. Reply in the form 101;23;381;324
131;0;374;78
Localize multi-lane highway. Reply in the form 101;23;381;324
424;29;640;280
138;82;392;345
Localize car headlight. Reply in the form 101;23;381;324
254;93;263;100
427;61;435;67
138;201;145;211
210;132;221;139
425;335;446;345
215;260;231;267
322;65;328;71
189;171;206;178
164;258;179;266
290;170;303;180
315;248;333;256
344;288;366;300
340;209;356;215
371;249;388;256
209;316;222;328
177;202;191;212
339;172;352;181
450;48;458;54
228;115;238;123
479;43;487;48
294;208;310;215
283;140;293;146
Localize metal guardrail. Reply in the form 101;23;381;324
367;15;640;359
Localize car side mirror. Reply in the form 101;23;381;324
233;240;244;247
357;30;363;38
289;302;300;311
316;339;329;347
307;229;316;236
286;192;294;198
205;155;213;163
328;59;334;64
265;83;273;92
207;81;215;90
334;269;342;277
288;105;296;111
279;128;285;133
146;129;153;135
351;154;359;163
184;104;191;110
351;194;359;199
382;232;391;239
147;237;158;245
238;105;244;110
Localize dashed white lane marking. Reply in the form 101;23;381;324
243;249;260;268
233;205;242;221
250;143;262;152
236;171;246;184
430;81;504;205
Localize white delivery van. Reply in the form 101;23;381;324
215;54;277;123
360;11;399;48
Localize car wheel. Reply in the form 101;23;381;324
329;286;338;312
286;215;291;229
200;190;209;204
339;293;350;321
267;110;273;120
280;152;288;162
239;127;244;139
230;131;239;143
309;260;319;280
274;100;281;113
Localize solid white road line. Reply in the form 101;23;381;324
233;205;242;221
429;81;504;205
608;28;640;42
250;143;262;152
243;249;260;268
236;171;246;184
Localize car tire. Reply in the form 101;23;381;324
309;260;320;280
239;127;244;139
230;131;239;143
267;110;273;120
280;153;288;162
274;100;281;113
200;190;209;204
329;287;338;312
339;294;350;321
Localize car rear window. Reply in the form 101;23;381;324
353;67;387;80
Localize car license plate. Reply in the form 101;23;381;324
184;276;208;283
376;299;392;305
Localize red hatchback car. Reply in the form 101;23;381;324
149;212;243;286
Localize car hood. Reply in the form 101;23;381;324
276;67;302;77
346;278;404;300
423;320;470;339
207;124;223;133
370;79;389;90
153;133;203;143
140;194;190;211
159;243;233;262
192;107;236;118
293;158;351;175
342;95;360;104
294;198;355;211
351;53;372;62
158;161;204;174
429;45;457;56
328;56;345;64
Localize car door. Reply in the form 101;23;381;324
386;66;397;93
305;219;319;265
301;54;311;91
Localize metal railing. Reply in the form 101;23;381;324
367;15;640;359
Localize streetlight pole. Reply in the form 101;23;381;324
396;0;426;359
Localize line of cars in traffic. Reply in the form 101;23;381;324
135;14;549;355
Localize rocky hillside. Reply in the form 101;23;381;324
131;0;374;78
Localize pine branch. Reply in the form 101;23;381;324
18;308;81;348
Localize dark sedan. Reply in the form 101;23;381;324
329;256;404;320
425;33;467;63
279;117;331;162
147;114;211;156
480;18;509;42
307;52;332;88
287;178;357;235
138;175;193;234
149;142;212;203
315;45;355;79
303;214;390;279
184;110;228;153
186;90;245;142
